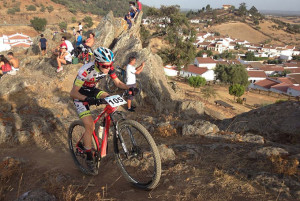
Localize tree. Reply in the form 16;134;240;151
30;17;47;31
201;86;216;100
148;5;196;67
214;64;249;86
58;21;67;30
238;2;247;16
206;4;211;12
229;84;245;100
188;76;206;91
83;16;93;28
245;51;256;61
249;6;259;15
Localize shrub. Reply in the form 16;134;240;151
26;5;36;11
58;21;67;30
229;84;245;100
40;4;45;12
30;17;47;31
188;76;206;91
275;99;287;104
71;17;77;23
47;5;54;13
7;7;20;14
201;86;216;100
83;16;93;28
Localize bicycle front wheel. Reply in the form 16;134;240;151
113;120;161;190
105;76;118;93
68;120;100;175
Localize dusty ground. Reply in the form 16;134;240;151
173;78;279;119
210;22;269;43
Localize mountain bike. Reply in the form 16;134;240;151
68;95;161;190
105;66;142;96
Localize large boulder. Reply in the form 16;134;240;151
218;101;300;143
182;120;219;136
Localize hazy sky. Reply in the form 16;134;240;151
141;0;300;11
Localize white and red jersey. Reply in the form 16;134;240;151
74;61;117;88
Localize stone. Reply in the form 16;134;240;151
240;133;265;144
178;101;205;119
157;144;176;162
248;147;289;159
182;120;219;136
16;189;56;201
0;124;13;143
218;101;300;142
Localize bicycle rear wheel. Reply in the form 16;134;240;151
68;120;100;175
113;120;161;190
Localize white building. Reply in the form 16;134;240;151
180;65;215;81
287;85;300;97
0;33;32;51
194;55;216;69
247;70;267;83
164;65;178;77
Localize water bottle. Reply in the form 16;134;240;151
98;126;105;140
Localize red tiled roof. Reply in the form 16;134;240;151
185;65;208;75
249;62;264;68
271;83;292;93
216;61;229;65
196;57;216;64
288;74;300;84
277;77;296;85
286;68;300;74
9;35;29;40
254;79;278;89
284;63;300;67
11;43;31;47
259;65;284;72
248;70;267;78
285;45;295;49
289;85;300;91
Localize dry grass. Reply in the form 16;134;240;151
269;155;300;176
210;22;269;43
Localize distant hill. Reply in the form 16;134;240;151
260;10;300;17
50;0;137;17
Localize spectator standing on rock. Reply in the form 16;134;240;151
126;56;144;112
124;12;133;30
39;34;47;56
72;27;76;36
0;56;12;77
78;22;83;32
76;31;83;47
129;2;137;20
56;46;72;73
136;0;142;12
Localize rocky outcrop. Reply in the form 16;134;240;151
17;189;56;201
93;11;203;116
218;101;300;143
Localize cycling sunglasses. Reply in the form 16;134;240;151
97;62;113;69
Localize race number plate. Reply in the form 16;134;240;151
104;95;127;107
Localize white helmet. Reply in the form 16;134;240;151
94;47;114;63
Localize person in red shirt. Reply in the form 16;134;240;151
53;36;68;56
136;0;142;12
0;56;12;76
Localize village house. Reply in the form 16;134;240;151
223;5;233;10
194;55;217;69
0;33;32;51
287;85;300;97
163;65;178;77
179;65;215;81
247;70;267;83
258;65;284;76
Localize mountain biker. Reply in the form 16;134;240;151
70;47;129;174
126;56;144;112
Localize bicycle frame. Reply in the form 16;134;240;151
92;104;118;158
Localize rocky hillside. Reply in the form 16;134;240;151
0;11;299;201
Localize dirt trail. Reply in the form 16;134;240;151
1;133;295;201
